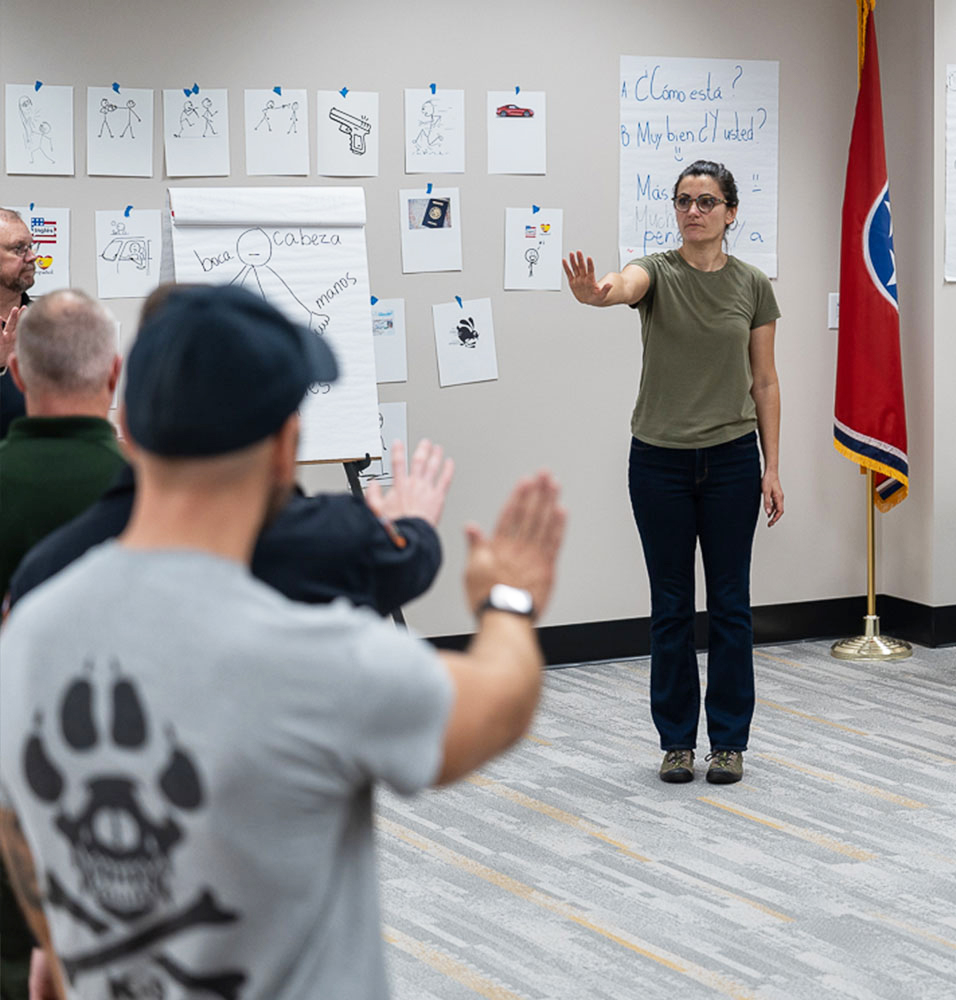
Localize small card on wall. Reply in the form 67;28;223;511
358;402;408;489
399;187;462;273
4;83;74;175
87;87;154;177
504;207;563;290
12;206;71;293
163;88;230;176
371;298;407;383
432;298;497;387
95;209;162;299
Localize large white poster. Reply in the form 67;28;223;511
619;57;779;276
168;187;380;463
946;65;956;282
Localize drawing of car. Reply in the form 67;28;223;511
100;236;150;271
496;104;534;117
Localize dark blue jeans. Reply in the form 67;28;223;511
628;432;761;752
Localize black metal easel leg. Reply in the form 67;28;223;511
343;457;407;628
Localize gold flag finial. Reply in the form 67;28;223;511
858;0;876;85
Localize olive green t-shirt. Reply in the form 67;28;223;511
627;250;780;448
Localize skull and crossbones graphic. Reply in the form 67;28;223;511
23;664;246;999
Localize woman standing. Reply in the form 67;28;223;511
563;160;782;785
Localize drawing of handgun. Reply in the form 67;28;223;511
329;107;371;155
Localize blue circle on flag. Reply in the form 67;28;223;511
864;186;898;305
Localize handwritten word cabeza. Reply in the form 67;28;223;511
622;67;726;103
193;229;342;273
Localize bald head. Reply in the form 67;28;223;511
15;290;119;407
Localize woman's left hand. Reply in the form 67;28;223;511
762;471;784;526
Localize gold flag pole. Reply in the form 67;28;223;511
831;470;912;660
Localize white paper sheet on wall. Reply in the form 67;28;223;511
504;207;563;290
87;87;154;177
168;187;380;463
946;65;956;282
404;88;465;173
244;89;309;176
95;209;162;299
371;298;407;383
163;88;230;176
12;206;71;293
619;57;779;277
433;298;498;387
317;90;379;177
488;91;546;174
358;401;407;489
5;83;74;175
399;187;463;273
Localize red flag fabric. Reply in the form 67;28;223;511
833;9;908;511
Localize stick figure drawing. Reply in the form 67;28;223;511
229;228;329;333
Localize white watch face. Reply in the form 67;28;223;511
488;583;534;615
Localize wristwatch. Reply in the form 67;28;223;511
477;583;535;619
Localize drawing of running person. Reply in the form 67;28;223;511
174;99;199;137
412;100;444;154
98;97;117;138
255;99;275;132
119;99;141;138
201;96;218;136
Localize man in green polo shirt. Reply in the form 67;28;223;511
0;289;125;999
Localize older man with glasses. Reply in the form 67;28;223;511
0;208;38;439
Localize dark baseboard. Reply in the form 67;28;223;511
427;595;956;667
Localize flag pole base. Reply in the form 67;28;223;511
830;615;912;661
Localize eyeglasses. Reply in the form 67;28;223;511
3;242;37;259
673;194;727;214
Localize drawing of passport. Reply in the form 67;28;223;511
421;197;450;229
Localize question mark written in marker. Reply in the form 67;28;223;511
732;65;743;90
756;107;767;130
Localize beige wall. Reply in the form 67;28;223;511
1;0;950;636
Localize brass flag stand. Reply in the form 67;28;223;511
831;470;912;660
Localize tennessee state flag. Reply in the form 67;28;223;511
833;5;908;511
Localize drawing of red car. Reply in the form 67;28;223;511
496;104;534;117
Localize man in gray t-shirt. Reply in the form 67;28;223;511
0;284;566;1000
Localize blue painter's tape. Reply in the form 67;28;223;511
455;296;463;309
112;82;121;94
426;183;433;194
29;203;34;212
429;83;436;94
273;85;282;96
183;87;191;96
515;85;520;95
370;295;378;305
124;205;133;217
34;81;43;92
340;86;349;98
532;204;540;214
192;84;199;95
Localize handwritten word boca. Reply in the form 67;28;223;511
622;68;725;103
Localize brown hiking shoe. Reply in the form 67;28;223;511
705;750;744;784
659;749;695;783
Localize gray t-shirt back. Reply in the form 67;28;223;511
0;543;452;1000
627;249;781;448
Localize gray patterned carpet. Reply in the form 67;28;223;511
377;640;956;1000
